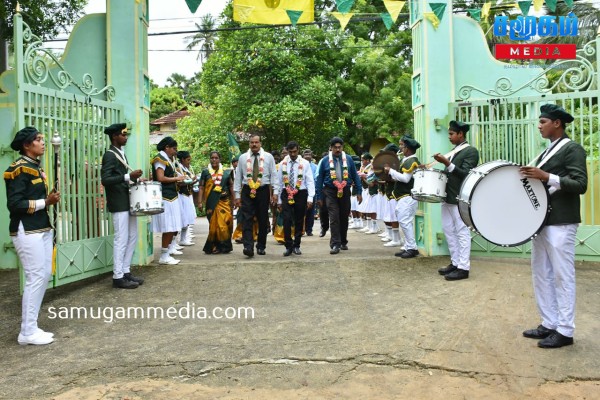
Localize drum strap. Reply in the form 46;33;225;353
532;138;571;168
448;142;470;162
108;149;133;172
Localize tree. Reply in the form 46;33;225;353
149;86;186;130
185;14;217;63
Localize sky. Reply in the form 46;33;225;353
83;0;227;86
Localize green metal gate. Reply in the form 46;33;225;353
450;38;599;261
14;15;124;286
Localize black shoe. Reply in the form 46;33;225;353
113;278;139;289
306;232;313;236
523;325;556;339
330;246;340;255
538;332;574;348
257;248;266;255
319;230;326;237
243;247;254;257
283;248;293;257
124;273;144;285
340;244;348;250
293;247;302;255
399;249;419;259
445;269;469;281
438;263;458;275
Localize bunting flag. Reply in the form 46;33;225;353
380;12;394;29
335;0;355;14
467;9;481;22
286;10;303;26
481;2;492;18
423;11;440;29
518;1;532;16
533;0;543;12
227;133;241;162
383;1;405;22
331;11;354;30
564;0;574;7
184;0;203;13
429;3;446;23
233;0;314;24
545;0;557;12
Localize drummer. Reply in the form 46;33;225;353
433;121;479;281
100;123;145;289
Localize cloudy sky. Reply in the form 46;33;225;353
84;0;227;86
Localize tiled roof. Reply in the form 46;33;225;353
150;107;190;126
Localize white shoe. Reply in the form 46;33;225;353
383;241;403;247
365;228;379;235
377;232;387;237
350;223;362;230
35;328;54;338
381;236;391;242
169;249;183;255
358;226;370;233
174;244;183;250
18;331;54;345
159;256;180;265
179;241;195;246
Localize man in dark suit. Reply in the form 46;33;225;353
519;104;588;348
101;123;145;289
433;121;479;280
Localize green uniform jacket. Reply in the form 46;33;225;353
151;153;178;201
540;138;588;225
101;146;136;213
444;145;479;205
4;156;51;235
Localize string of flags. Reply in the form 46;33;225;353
184;0;576;31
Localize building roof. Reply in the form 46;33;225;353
149;101;201;126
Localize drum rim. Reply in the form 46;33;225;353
458;162;551;247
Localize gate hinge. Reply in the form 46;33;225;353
3;242;15;252
0;146;16;156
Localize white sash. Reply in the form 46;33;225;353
108;149;133;172
530;138;571;168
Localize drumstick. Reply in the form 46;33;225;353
426;144;468;169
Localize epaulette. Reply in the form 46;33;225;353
402;161;419;174
3;165;40;180
151;156;167;166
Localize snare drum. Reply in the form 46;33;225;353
411;169;448;203
129;181;164;216
457;160;549;247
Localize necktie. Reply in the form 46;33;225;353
289;160;295;186
252;153;259;181
335;157;342;182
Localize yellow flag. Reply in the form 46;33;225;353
481;2;491;18
423;11;440;29
234;0;314;24
331;11;354;30
383;1;405;22
533;0;543;11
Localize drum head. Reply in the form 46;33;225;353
467;164;549;246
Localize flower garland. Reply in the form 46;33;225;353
246;150;264;198
281;155;304;205
208;163;224;193
329;151;349;198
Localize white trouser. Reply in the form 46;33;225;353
395;196;417;250
441;203;471;271
112;211;138;279
531;224;578;337
12;223;53;337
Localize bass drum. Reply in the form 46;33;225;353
457;160;549;247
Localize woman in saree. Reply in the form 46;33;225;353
198;151;234;254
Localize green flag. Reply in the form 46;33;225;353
564;0;574;8
545;0;557;12
227;133;241;162
185;0;202;13
518;1;532;16
429;3;447;22
286;10;304;26
335;0;355;14
380;12;394;30
467;9;481;22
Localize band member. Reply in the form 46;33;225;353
355;153;373;231
315;137;362;254
5;127;60;345
380;144;403;247
233;134;279;257
151;137;186;265
277;141;315;256
384;136;421;258
520;104;588;348
433;121;479;280
100;123;144;289
198;151;234;254
176;151;196;246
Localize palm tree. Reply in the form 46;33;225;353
185;15;217;63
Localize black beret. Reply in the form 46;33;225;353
383;143;400;153
157;136;177;151
302;149;313;155
104;123;127;136
177;151;190;160
330;137;344;146
449;120;470;133
361;152;373;160
401;136;421;151
11;127;40;151
231;155;240;163
540;104;574;123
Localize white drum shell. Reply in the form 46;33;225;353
129;181;164;216
457;161;549;247
411;169;448;203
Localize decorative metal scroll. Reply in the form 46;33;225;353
22;21;116;101
458;39;597;100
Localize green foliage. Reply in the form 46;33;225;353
149;86;186;130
